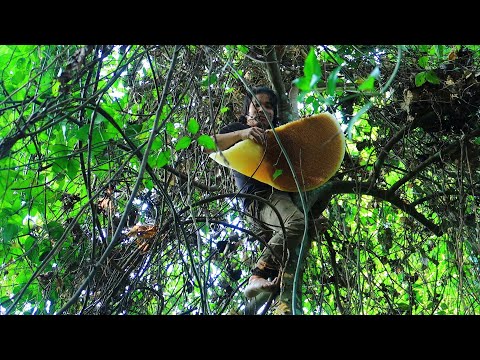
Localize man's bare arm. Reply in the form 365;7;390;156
205;127;266;153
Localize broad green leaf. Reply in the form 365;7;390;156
425;70;440;84
358;67;380;91
46;221;64;241
236;45;249;54
101;122;119;141
39;73;53;99
324;95;334;106
94;113;107;125
175;136;192;150
13;178;33;190
418;56;429;68
272;169;283;180
151;136;163;151
26;142;37;155
309;74;321;90
293;47;322;92
125;123;142;138
202;74;217;86
320;50;344;65
24;236;39;262
52;80;60;97
187;118;200;135
293;77;311;92
346;101;373;139
397;302;410;311
11;70;25;85
166;122;178;137
434;45;444;58
304;47;321;79
52;156;69;176
66;159;79;181
144;178;153;190
155;150;171;168
415;72;426;87
2;223;19;242
197;134;216;150
220;107;229;114
327;65;342;96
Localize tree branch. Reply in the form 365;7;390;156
324;181;443;236
388;126;480;196
263;46;292;124
367;123;411;186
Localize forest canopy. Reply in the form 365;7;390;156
1;45;479;315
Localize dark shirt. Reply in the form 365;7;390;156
219;122;272;209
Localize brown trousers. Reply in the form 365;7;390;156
248;190;305;276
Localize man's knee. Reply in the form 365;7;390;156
285;210;306;235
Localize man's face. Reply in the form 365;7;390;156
246;93;275;129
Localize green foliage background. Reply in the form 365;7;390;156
1;45;479;315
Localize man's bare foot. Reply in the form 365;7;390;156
244;275;279;298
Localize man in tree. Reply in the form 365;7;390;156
209;86;306;299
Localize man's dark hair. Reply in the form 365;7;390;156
239;86;280;127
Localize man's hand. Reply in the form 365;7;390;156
239;126;266;145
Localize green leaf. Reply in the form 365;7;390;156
202;74;217;86
175;136;192;150
26;142;37;155
415;72;426;87
324;95;335;106
425;70;440;85
397;302;410;311
305;95;314;104
304;47;321;80
320;50;344;65
66;159;79;181
272;169;283;180
327;65;342;96
293;47;322;92
94;113;106;125
2;223;19;242
346;101;373;139
434;45;444;58
24;236;38;262
309;74;321;90
151;136;163;151
24;236;35;251
11;70;26;85
46;221;64;241
197;134;216;150
75;125;89;142
144;178;153;190
358;67;380;91
236;45;249;54
293;77;311;92
187;118;200;135
39;73;53;99
52;80;60;97
418;56;429;69
52;158;68;176
125;123;142;138
155;150;171;168
166;122;178;137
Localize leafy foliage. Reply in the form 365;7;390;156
1;45;479;315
